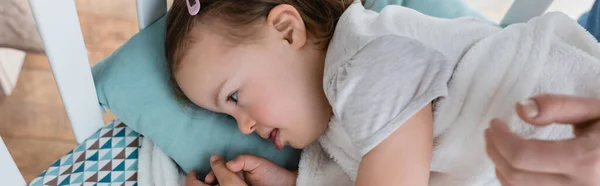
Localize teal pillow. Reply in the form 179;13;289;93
92;16;301;176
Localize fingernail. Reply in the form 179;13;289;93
210;155;221;162
204;173;213;183
518;99;539;118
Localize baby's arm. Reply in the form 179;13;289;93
356;104;433;186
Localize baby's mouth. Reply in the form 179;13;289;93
268;128;283;150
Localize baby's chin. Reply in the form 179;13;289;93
287;137;320;149
278;127;326;149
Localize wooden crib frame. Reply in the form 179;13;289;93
0;0;554;184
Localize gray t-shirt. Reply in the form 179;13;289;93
317;1;480;180
323;35;451;155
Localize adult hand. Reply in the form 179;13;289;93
205;155;297;186
485;94;600;186
185;155;248;186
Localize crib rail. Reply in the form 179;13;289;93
29;0;104;144
0;137;26;185
136;0;168;30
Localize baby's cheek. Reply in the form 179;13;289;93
248;103;284;128
246;85;292;128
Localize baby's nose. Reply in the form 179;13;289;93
234;114;256;135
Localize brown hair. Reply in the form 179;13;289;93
165;0;361;104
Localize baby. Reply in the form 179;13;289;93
166;0;600;185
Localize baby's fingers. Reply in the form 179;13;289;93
209;155;247;185
226;155;266;173
204;172;216;184
185;171;210;186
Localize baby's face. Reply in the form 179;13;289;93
175;24;331;150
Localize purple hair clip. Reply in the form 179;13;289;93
187;0;201;16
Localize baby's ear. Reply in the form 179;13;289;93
267;4;307;49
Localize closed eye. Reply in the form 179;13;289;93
227;90;239;104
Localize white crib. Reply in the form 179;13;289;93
0;0;554;184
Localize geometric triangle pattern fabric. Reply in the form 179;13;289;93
127;138;139;148
101;138;113;149
101;149;114;160
115;128;126;137
87;151;99;161
100;161;113;171
113;137;126;148
29;120;141;186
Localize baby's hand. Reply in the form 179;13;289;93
205;155;297;186
185;155;247;186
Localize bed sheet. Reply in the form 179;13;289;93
29;120;142;186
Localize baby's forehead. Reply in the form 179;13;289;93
189;22;244;46
179;28;236;68
177;45;232;82
187;27;231;53
174;56;224;109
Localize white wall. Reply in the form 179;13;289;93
466;0;594;23
0;48;25;96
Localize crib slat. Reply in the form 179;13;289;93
29;0;104;144
0;136;26;185
136;0;168;30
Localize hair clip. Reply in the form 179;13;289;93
187;0;201;16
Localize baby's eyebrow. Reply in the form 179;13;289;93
213;79;227;108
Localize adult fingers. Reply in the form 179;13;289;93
186;171;210;186
486;129;570;186
493;169;566;186
204;171;245;185
516;94;600;126
487;119;580;173
495;169;513;186
236;171;245;182
209;155;246;185
205;168;245;185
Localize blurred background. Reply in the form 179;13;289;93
0;0;594;183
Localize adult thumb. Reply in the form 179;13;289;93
515;94;600;127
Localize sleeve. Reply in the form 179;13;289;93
328;35;454;156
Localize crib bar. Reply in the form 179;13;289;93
136;0;168;30
29;0;104;144
500;0;555;27
0;137;26;185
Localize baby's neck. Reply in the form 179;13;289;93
306;48;327;80
299;41;327;76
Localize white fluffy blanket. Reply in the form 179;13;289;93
138;137;186;186
297;12;600;186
